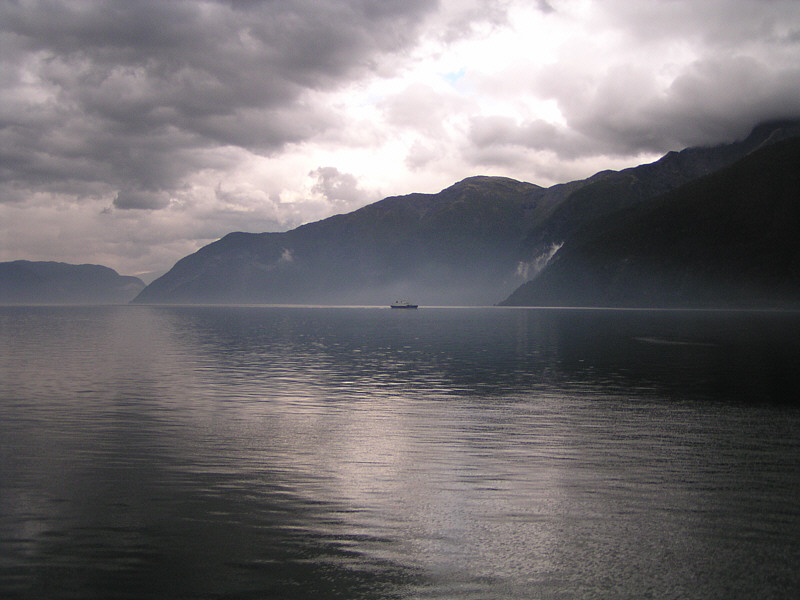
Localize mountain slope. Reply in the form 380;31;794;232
515;120;800;269
133;176;544;305
0;261;146;304
501;136;800;308
133;120;800;306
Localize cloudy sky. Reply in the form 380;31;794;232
2;0;800;280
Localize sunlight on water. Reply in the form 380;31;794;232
1;305;799;599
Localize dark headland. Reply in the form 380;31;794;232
0;261;145;304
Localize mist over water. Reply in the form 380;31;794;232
1;306;799;599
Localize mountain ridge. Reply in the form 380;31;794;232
133;176;545;305
0;261;146;305
500;136;800;308
515;119;800;264
133;120;800;306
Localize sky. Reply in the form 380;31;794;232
2;0;800;281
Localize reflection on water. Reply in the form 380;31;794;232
1;305;799;599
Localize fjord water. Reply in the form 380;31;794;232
1;306;799;599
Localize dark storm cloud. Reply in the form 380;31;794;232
310;166;374;210
573;56;800;153
113;188;170;211
463;0;800;167
548;56;800;158
537;1;555;14
0;0;436;207
568;0;800;152
601;0;800;49
468;116;595;159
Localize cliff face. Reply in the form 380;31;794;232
501;136;800;308
0;261;145;304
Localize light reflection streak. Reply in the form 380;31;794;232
2;306;800;598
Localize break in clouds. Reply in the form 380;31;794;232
1;0;800;277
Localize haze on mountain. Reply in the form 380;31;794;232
0;261;145;305
133;120;800;307
501;134;800;309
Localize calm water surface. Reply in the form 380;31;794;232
1;305;799;599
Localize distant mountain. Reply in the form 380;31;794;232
133;120;800;306
501;136;800;308
0;261;145;304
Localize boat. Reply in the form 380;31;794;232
390;300;418;309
